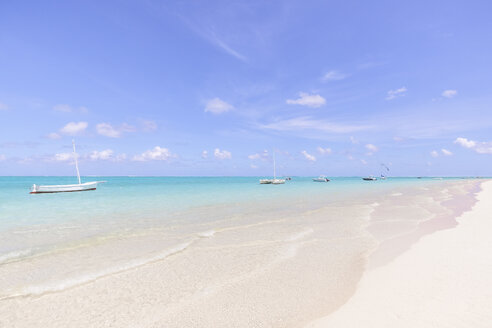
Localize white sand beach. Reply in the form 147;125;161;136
307;180;492;327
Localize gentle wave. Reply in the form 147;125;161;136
197;230;216;238
3;242;193;299
0;248;35;264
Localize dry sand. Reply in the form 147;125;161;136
307;180;492;328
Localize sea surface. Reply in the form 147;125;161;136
0;176;481;327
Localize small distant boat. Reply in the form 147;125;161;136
259;151;285;185
380;163;389;180
30;140;105;194
313;176;330;182
285;177;292;181
362;176;377;181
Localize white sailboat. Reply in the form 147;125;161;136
30;140;105;194
313;176;330;182
259;151;285;185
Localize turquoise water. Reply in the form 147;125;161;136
0;176;449;228
0;176;463;260
0;176;463;229
0;176;478;303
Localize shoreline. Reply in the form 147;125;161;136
307;179;492;327
0;178;486;327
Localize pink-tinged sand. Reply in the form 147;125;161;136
306;180;492;328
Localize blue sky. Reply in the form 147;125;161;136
1;0;491;176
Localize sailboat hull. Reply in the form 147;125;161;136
30;182;100;194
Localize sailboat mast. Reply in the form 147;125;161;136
72;139;81;185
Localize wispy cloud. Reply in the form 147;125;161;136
53;104;88;113
248;150;269;160
441;148;453;156
177;15;247;62
88;149;114;161
140;119;157;132
51;152;75;162
259;117;371;134
301;150;316;161
317;147;332;155
350;136;359;144
286;92;326;108
201;150;208;159
365;144;378;155
60;122;88;136
46;132;61;139
442;89;457;98
430;150;439;158
0;102;8;111
454;137;492;154
96;123;135;138
133;146;176;161
209;32;247;61
321;70;347;82
0;154;6;161
205;98;234;114
386;87;407;100
214;148;232;160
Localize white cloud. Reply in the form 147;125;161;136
442;90;457;98
53;152;74;162
321;70;347;82
53;104;88;113
361;159;367;165
386;87;407;100
454;137;492;154
0;103;8;111
476;144;492;154
365;144;378;152
214;148;231;160
97;123;120;138
60;121;88;136
46;132;61;139
301;150;316;162
454;137;476;149
250;164;259;169
248;150;269;160
0;154;6;161
96;123;135;138
201;150;208;159
430;150;439;158
286;92;326;108
205;98;234;114
260;117;370;134
88;149;114;161
248;153;260;160
133;146;176;161
350;136;359;144
441;148;453;156
317;147;332;155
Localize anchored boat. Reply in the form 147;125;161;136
30;140;105;194
259;151;285;185
313;176;330;182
